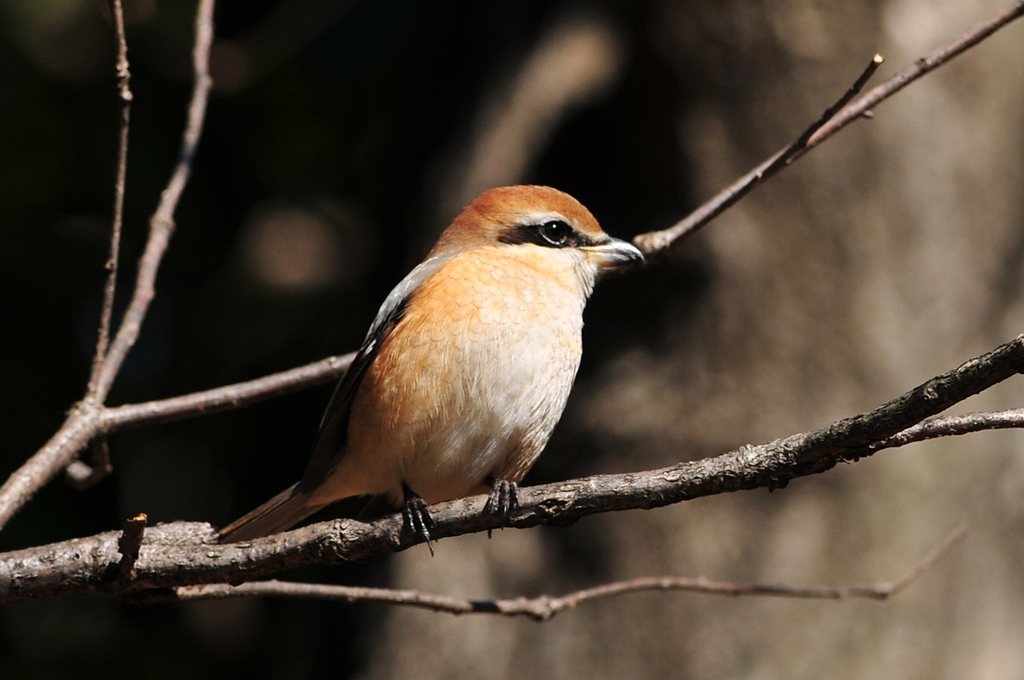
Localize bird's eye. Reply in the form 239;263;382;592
538;220;570;246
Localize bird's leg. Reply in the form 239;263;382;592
401;482;435;556
483;476;520;537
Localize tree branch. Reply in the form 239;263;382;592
0;334;1018;604
92;0;216;402
804;0;1024;150
870;408;1024;450
65;438;113;491
87;0;132;401
100;353;353;432
633;0;1024;254
161;523;966;621
1;0;1021;612
0;0;217;531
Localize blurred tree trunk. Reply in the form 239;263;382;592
362;0;1024;677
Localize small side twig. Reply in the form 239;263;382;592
168;524;966;620
88;0;132;400
635;0;1024;253
117;513;147;577
634;54;882;254
65;438;113;490
805;0;1024;149
870;408;1024;450
780;53;883;165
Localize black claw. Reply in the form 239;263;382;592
484;477;520;536
401;483;435;556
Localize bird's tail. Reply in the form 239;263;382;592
217;482;324;543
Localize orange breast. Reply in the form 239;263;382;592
342;246;586;505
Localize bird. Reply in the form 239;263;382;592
217;185;642;549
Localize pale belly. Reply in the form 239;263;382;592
321;252;587;506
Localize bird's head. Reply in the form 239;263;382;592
429;186;643;291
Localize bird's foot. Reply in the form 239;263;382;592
401;483;435;556
484;477;519;537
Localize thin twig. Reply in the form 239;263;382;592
634;0;1024;253
871;408;1024;450
633;54;882;254
117;513;147;577
0;0;217;532
778;53;883;166
160;524;967;619
805;0;1024;149
88;0;133;399
65;438;113;490
93;0;216;402
100;353;353;432
0;405;103;532
71;355;352;480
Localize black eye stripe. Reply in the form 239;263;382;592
496;219;595;249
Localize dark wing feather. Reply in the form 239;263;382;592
300;252;456;492
300;303;402;490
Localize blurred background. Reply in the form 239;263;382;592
2;0;1023;677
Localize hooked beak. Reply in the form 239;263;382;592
582;236;644;269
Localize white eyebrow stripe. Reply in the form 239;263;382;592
516;211;572;226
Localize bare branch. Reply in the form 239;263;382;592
634;0;1024;254
633;54;882;256
87;0;133;399
93;0;216;402
0;408;103;531
0;333;1017;604
871;408;1024;450
0;0;217;532
65;438;113;490
100;353;353;432
164;523;966;620
786;54;883;155
805;0;1024;149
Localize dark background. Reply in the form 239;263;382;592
2;1;1023;678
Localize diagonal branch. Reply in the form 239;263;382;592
92;0;216;402
633;0;1024;254
804;0;1024;150
0;0;217;532
0;335;1018;604
633;54;882;256
162;523;966;620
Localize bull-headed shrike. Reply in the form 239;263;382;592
218;185;642;550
